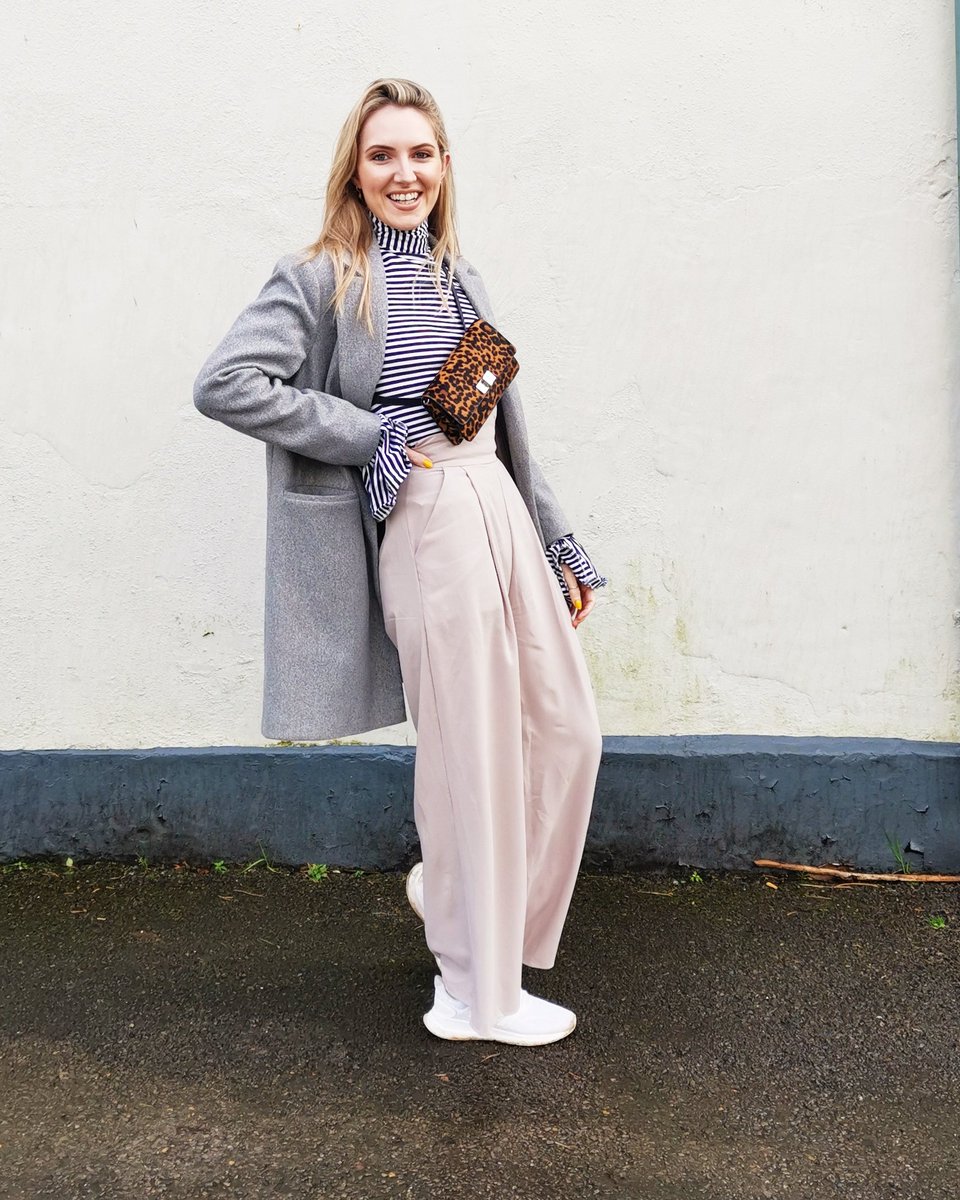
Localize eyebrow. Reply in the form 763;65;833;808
363;143;436;152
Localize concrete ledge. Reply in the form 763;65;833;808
2;736;959;871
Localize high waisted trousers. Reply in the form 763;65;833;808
377;412;603;1038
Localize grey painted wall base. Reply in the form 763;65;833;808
2;736;959;872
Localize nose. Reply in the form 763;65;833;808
393;155;417;182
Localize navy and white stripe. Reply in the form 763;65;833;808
368;210;480;445
547;535;608;598
359;208;607;596
363;411;412;522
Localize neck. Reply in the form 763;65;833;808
368;208;430;255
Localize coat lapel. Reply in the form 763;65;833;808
334;238;388;410
444;252;493;324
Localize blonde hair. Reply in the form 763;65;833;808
298;78;461;336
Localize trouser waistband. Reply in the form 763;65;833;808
408;430;499;468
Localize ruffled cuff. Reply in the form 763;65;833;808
360;413;412;521
545;533;608;598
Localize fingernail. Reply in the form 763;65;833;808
573;598;582;610
423;458;433;468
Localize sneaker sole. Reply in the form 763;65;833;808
423;1007;576;1046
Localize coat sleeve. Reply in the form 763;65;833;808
527;454;574;547
193;252;383;467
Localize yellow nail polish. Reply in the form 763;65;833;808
573;598;582;610
423;458;433;468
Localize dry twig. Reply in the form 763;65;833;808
754;859;960;884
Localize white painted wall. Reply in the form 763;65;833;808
2;2;958;748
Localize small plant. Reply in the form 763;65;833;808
136;854;150;872
211;860;227;874
883;831;912;874
240;840;282;875
928;914;947;929
688;869;703;884
1;860;33;874
306;863;329;883
353;868;364;877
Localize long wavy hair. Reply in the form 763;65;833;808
298;78;461;336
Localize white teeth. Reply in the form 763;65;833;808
389;193;419;202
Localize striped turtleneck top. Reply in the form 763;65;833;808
360;209;607;600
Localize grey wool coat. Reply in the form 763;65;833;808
193;233;574;741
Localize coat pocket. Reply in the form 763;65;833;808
283;487;357;503
266;486;368;686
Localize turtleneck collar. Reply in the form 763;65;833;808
368;208;430;256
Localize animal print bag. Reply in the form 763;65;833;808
420;260;520;444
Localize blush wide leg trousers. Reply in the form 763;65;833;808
377;412;603;1039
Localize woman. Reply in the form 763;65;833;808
194;78;607;1047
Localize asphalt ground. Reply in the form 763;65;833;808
0;860;957;1199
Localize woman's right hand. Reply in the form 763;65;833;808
404;446;434;469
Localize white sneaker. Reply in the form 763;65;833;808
405;861;424;920
422;974;577;1046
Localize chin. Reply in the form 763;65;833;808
379;197;431;224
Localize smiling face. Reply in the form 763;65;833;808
353;103;449;229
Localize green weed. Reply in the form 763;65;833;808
883;831;912;874
240;840;282;875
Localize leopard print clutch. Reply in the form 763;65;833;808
420;264;519;444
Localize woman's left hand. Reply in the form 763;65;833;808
560;563;595;629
